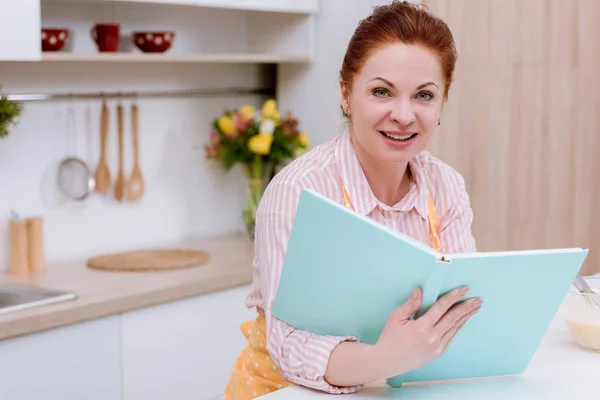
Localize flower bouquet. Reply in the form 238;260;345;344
205;99;309;238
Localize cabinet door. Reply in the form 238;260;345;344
121;284;256;400
0;0;41;61
0;316;122;400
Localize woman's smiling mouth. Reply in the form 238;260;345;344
379;130;418;142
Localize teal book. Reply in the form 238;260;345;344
272;189;589;387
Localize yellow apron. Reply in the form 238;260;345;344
222;180;442;399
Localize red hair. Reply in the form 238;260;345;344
340;0;457;101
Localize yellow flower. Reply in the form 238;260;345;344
248;134;274;155
217;115;237;137
298;132;310;147
261;99;276;116
261;99;280;122
239;105;255;119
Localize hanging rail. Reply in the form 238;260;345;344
5;87;275;102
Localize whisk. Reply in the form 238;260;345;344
573;274;600;308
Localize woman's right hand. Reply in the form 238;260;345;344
373;286;482;378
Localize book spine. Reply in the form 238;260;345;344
415;259;448;319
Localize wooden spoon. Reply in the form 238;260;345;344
94;100;111;193
126;103;145;201
114;103;125;201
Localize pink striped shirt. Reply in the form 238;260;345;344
245;131;476;393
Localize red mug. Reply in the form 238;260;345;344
91;23;120;52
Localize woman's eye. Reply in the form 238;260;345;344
417;91;433;101
372;88;389;97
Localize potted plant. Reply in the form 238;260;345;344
0;87;24;139
205;99;310;239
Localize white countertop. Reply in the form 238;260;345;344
263;314;599;399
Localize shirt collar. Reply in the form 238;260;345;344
335;131;429;220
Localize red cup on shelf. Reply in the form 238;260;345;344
91;23;120;52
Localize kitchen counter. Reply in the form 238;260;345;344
263;315;600;399
0;233;254;341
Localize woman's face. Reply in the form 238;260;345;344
341;42;445;164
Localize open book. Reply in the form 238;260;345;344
272;189;588;387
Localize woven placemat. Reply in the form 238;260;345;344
86;249;210;272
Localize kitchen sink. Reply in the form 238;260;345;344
0;283;77;315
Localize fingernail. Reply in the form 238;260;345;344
411;288;420;299
459;286;469;295
472;299;482;307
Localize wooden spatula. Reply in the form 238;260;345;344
94;100;111;193
114;103;125;201
127;103;145;201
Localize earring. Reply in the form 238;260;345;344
340;104;349;118
438;119;441;126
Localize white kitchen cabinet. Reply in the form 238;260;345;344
0;0;41;61
0;0;318;64
0;315;122;400
120;284;256;400
32;0;317;65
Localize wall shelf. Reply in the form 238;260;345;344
0;0;318;64
40;52;310;64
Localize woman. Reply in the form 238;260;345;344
223;1;482;398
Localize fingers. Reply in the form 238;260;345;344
390;287;423;321
434;297;482;334
439;304;481;349
417;286;470;326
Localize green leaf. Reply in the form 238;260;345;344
0;87;24;139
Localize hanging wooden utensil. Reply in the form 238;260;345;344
126;102;145;201
114;102;125;201
94;100;111;193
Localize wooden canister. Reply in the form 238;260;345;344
27;216;45;273
9;219;29;274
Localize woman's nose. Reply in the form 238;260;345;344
389;100;415;126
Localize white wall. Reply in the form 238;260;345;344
0;61;270;270
0;0;285;272
278;0;422;146
0;0;422;271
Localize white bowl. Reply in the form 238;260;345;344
561;276;600;352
